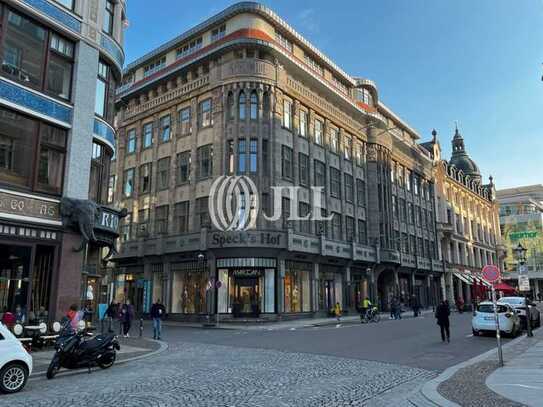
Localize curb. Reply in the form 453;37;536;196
29;338;168;380
420;333;529;406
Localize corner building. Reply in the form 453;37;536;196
112;2;443;319
0;0;126;320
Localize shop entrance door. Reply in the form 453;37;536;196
323;280;335;312
232;275;260;317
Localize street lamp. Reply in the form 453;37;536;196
513;243;532;337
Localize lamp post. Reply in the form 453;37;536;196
513;243;532;337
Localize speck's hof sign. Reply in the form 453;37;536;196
0;190;59;222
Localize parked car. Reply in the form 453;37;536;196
0;323;33;394
499;296;541;328
472;301;521;337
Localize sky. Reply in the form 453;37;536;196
123;0;543;189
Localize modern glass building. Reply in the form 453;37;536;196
0;0;126;321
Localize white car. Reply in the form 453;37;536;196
472;301;521;337
0;323;33;394
498;297;541;328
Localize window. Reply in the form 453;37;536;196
0;107;67;194
198;98;212;128
197;144;213;179
103;0;114;35
405;169;412;191
299;153;309;186
331;212;342;240
416;206;422;226
127;129;136;153
299;110;307;137
356;179;366;207
314;119;323;145
238;139;246;173
282;146;293;180
299;202;311;234
123;168;135;197
176;151;191;184
226;140;234;174
397;165;404;188
211;25;226;41
329;128;339;154
53;0;74;10
89;141;112;203
137;208;149;236
400;199;407;221
227;92;234;120
414;175;419;195
262;139;269;176
355;142;365;167
304;53;324;76
392;195;397;219
139;163;152;194
344;174;354;203
107;175;115;204
95;60;109;117
174;201;189;233
275;31;293;52
346;216;355;242
176;37;203;59
358;220;367;244
178;107;191;135
250;91;258;120
343;135;352;160
282;197;291;229
157;157;170;190
283;99;292;129
330;168;341;198
408;203;414;224
196;197;209;229
391;162;396;184
47;34;74;100
143;56;166;77
314;160;326;197
263;92;270;116
142;123;153;148
355;88;373;106
238;91;246;120
249;139;257;173
121;213;132;241
159;115;171;142
332;76;349;95
155;205;169;234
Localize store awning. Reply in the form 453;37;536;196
454;272;473;285
493;282;517;293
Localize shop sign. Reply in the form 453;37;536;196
210;231;283;248
0;190;59;221
232;269;261;277
510;231;538;240
96;207;121;233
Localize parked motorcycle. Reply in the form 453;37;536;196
46;321;120;379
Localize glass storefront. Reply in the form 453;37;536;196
113;267;145;313
319;265;343;312
284;261;311;313
171;261;207;314
351;269;370;308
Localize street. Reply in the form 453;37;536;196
1;312;514;406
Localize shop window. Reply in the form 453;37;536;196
155;205;169;235
176;151;190;184
157;157;170;190
139;163;152;194
197;144;213;179
171;262;208;314
174;201;189;233
178;107;191;135
284;265;311;313
198;98;212;128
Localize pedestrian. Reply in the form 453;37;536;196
66;304;83;331
435;300;451;343
150;299;166;340
119;300;134;337
393;296;402;320
389;294;395;320
456;297;464;313
410;295;420;317
105;301;117;333
334;302;342;322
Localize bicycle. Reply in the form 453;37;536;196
361;306;381;323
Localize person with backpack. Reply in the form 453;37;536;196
150;299;167;340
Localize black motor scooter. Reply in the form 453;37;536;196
46;322;120;379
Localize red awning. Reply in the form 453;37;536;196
493;282;517;292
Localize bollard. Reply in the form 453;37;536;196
139;318;143;337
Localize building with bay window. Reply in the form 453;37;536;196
0;0;126;321
112;2;443;320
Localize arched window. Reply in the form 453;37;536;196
262;91;270;116
250;91;258;120
238;91;246;120
227;91;234;120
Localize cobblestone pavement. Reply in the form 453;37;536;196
3;341;435;407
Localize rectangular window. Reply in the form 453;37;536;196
391;162;396;184
262;139;269;176
355;142;365;167
282;145;293;180
142;123;153;148
330;167;341;198
345;216;355;242
343;135;352;160
123;168;135;198
157;157;170;190
237;139;246;173
299;110;307;137
406;169;412;191
107;175;115;204
178;107;191;135
331;212;342;240
282;197;291;229
392;195;397;219
53;0;74;10
416;206;422;226
397;165;404;188
94;60;112;118
127;129;136;153
197;144;213;179
414;175;419;195
139;163;152;194
400;198;407;221
36;124;67;194
299;153;309;187
196;197;209;229
121;213;132;241
174;201;189;233
159;115;171;142
356;179;366;207
304;53;324;76
283;99;291;129
344;174;354;203
47;34;74;100
103;0;114;35
358;220;367;244
211;24;226;41
176;151;190;184
198;98;212;128
314;160;326;194
226;140;234;174
155;205;169;235
137;208;149;237
275;31;293;52
176;38;203;59
299;201;311;234
408;202;414;224
329;128;339;154
314;119;323;145
249;138;257;173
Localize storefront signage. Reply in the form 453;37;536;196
0;190;59;221
210;231;283;248
96;207;121;233
509;231;538;240
232;269;262;277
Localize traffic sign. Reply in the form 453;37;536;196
482;265;500;283
518;275;530;291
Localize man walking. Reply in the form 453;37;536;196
150;299;166;340
435;300;451;343
410;295;420;317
